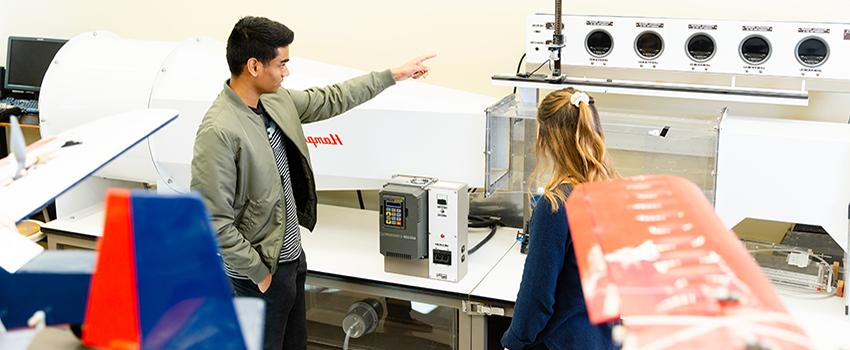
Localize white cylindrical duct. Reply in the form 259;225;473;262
39;32;227;188
38;32;490;195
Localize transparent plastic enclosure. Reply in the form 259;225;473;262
305;284;458;349
483;94;721;217
602;109;720;202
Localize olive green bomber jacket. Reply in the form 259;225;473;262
191;70;396;283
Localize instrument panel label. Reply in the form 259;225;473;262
798;27;830;34
637;22;664;28
742;25;773;32
688;24;718;30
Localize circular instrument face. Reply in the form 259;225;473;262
740;35;772;65
796;37;829;67
634;31;664;60
585;30;614;58
686;33;716;62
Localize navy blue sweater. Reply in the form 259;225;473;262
502;193;616;350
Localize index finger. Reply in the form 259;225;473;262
415;54;437;64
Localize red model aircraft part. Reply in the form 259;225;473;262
566;175;813;349
83;189;141;349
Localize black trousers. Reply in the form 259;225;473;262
230;252;307;350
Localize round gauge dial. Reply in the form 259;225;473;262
686;33;716;62
740;35;771;65
634;31;664;60
585;30;613;58
796;37;829;67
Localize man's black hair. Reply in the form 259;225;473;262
226;16;294;76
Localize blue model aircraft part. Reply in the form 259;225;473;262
130;192;246;349
0;251;94;329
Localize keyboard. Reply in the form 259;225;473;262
0;97;39;114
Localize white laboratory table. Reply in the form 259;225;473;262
38;203;521;296
303;204;518;297
474;242;850;350
469;241;524;303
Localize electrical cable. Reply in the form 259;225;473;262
467;214;502;255
517;59;550;80
468;214;500;228
530;60;551;76
512;53;527;94
468;224;497;255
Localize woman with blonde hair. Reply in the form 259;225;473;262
502;88;618;350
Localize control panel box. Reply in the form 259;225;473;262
379;176;433;260
527;14;850;80
428;181;469;282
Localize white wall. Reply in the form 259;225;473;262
4;0;850;99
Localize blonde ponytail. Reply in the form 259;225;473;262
532;88;619;211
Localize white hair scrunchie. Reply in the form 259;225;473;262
570;92;590;107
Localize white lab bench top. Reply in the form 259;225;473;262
779;294;849;350
304;204;518;296
41;205;105;237
469;242;524;302
40;203;520;296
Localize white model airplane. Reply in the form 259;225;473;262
0;108;265;350
0;109;179;272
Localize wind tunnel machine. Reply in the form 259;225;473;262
38;32;495;218
488;14;850;265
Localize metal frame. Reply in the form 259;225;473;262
492;75;809;106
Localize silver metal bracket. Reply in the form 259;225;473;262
462;301;505;316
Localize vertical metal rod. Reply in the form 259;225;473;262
552;0;564;77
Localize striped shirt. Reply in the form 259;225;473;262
224;101;302;280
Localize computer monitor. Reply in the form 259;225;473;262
4;36;67;93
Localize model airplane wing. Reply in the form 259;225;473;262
0;190;264;350
566;175;813;350
0;109;178;272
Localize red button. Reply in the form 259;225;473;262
440;234;445;239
